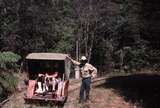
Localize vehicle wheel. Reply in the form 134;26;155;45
57;103;64;108
64;96;68;103
57;99;67;108
24;104;32;108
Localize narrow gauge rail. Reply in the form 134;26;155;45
0;76;108;107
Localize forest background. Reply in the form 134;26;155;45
0;0;160;101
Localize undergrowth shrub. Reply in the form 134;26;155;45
0;51;21;70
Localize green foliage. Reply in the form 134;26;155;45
0;0;160;74
114;45;148;72
0;72;18;101
126;47;147;70
52;26;75;53
0;52;21;70
0;73;17;92
146;50;160;68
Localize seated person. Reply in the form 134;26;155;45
35;73;45;94
45;71;59;92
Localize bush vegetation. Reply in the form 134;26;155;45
0;0;160;74
0;52;21;102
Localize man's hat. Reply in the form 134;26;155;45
80;56;87;61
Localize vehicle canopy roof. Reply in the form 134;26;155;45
26;53;69;60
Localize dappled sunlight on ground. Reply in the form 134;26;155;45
65;87;134;108
103;74;160;108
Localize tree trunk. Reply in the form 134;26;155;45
88;32;94;63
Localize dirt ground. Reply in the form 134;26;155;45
2;86;135;108
3;73;160;108
64;87;135;108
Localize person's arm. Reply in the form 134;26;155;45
92;67;97;78
67;56;80;65
38;73;45;77
88;64;97;78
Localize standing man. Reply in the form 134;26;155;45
67;56;97;103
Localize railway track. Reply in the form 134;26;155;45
1;76;108;108
68;76;108;93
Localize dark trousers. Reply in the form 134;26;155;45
80;77;91;100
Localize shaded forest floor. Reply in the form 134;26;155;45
3;73;160;108
2;86;134;108
64;87;134;108
103;74;160;108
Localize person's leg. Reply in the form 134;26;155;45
35;82;43;93
36;76;44;93
45;78;49;91
79;79;85;103
52;78;56;91
85;77;91;100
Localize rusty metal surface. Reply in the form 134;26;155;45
24;95;66;102
25;80;69;103
26;53;69;60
